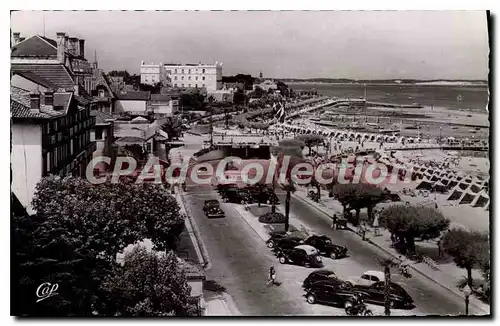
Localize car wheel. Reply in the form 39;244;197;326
266;200;270;205
306;294;316;304
364;309;373;316
389;300;395;308
279;256;287;264
329;252;337;260
304;262;310;268
267;241;274;248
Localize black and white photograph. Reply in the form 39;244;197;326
9;9;491;318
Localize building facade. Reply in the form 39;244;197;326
150;94;179;116
140;61;165;85
11;87;96;213
164;62;222;91
114;91;151;116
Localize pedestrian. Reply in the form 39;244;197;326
332;214;338;230
267;266;277;286
437;239;444;258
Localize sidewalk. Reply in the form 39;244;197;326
292;189;490;315
204;293;241;316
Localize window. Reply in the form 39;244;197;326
188;84;191;87
182;69;184;73
181;84;184;88
202;69;205;73
361;274;370;280
99;89;105;97
46;153;50;172
195;76;198;81
188;69;191;74
188;76;191;80
174;69;177;74
202;76;205;80
174;83;178;87
174;76;177;80
181;76;184;80
95;127;103;140
371;276;380;282
202;84;205;87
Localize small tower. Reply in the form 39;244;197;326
259;71;263;79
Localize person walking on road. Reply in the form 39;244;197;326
332;214;338;230
267;266;277;286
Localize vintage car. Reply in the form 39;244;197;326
347;270;386;287
203;200;225;218
304;235;348;260
266;232;304;249
277;244;323;268
304;280;363;308
353;281;415;309
246;187;280;205
302;269;342;289
221;188;254;204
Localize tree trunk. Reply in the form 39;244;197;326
271;179;276;213
367;205;373;223
308;146;312;156
354;208;360;226
405;235;416;255
467;267;473;288
285;190;291;232
316;184;321;199
384;265;391;316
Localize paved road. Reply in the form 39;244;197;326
277;191;483;316
183;187;312;316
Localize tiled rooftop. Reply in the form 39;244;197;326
11;35;57;58
11;63;75;90
91;110;114;125
11;86;72;120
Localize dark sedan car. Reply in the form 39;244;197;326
221;188;254;204
302;269;342;289
277;245;323;268
305;235;348;259
304;280;361;308
203;200;225;218
266;232;304;249
353;281;415;309
250;189;280;205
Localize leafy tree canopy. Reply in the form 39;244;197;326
103;246;200;316
442;228;489;271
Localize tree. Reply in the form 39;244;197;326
161;116;183;141
331;183;385;226
11;176;186;316
380;205;450;254
254;86;265;98
296;134;324;156
442;229;489;288
103;246;200;316
274;139;304;231
378;258;398;316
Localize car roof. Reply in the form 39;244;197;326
312;269;336;276
362;270;385;279
205;200;219;204
295;244;319;255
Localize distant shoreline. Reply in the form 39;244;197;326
285;81;488;87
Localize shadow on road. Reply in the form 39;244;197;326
204;280;227;293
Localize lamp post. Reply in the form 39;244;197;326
462;284;472;315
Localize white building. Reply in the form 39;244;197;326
114;91;151;115
164;62;222;91
150;94;179;116
140;61;165;85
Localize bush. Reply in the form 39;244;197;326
259;212;286;224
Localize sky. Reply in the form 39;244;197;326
10;11;489;80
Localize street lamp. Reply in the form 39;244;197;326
462;284;472;315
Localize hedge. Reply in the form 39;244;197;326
259;212;286;224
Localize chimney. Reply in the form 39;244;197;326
56;32;66;63
69;37;78;55
64;35;69;54
29;92;40;110
44;90;54;106
12;32;20;45
19;37;25;42
78;39;85;58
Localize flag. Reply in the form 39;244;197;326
274;101;285;123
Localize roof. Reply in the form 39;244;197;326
150;94;172;102
295;244;319;255
115;136;146;145
11;86;73;120
90;110;114;125
117;91;150;101
11;35;57;58
11;63;75;90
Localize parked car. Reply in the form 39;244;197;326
216;183;238;195
353;281;415;309
304;235;348;259
203;200;225;218
277;244;323;268
347;270;385;287
302;269;342;289
304;280;361;308
248;188;280;205
266;232;304;249
221;188;254;204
